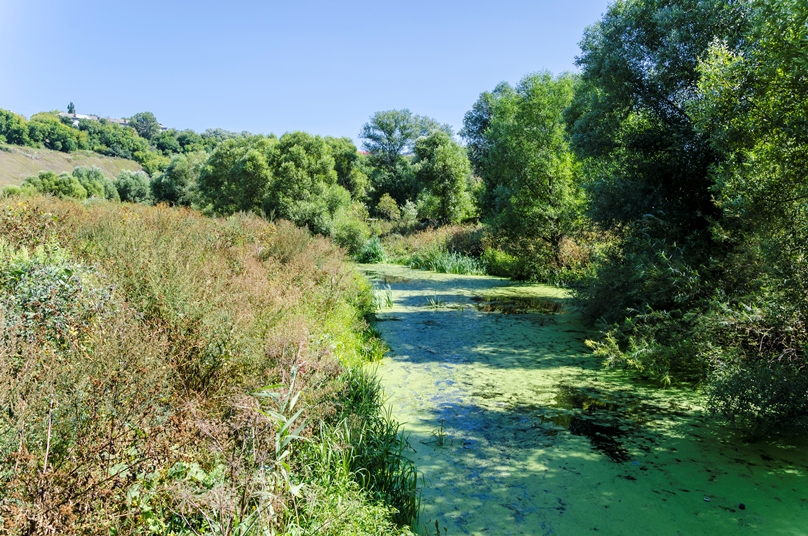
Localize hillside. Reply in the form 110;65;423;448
0;143;141;187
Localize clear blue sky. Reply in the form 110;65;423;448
0;0;610;146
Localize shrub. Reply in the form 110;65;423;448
0;196;416;534
356;237;386;263
481;247;519;278
334;214;371;256
115;169;152;203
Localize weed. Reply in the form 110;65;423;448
372;283;394;310
431;419;450;447
426;294;445;309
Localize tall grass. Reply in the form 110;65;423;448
0;197;415;535
382;225;487;276
408;244;486;275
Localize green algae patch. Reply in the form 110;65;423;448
360;264;808;536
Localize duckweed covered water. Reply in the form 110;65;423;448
361;264;808;536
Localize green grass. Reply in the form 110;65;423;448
408;245;486;275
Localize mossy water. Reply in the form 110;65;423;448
361;264;808;535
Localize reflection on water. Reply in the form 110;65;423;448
544;386;632;462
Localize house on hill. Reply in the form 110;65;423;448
58;112;166;131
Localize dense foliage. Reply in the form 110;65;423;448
568;0;808;436
463;72;587;282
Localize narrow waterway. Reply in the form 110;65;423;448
361;264;808;536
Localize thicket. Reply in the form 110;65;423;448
0;197;417;534
568;0;808;436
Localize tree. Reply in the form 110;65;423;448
567;0;747;236
27;113;86;152
359;109;452;206
77;118;151;160
461;82;516;178
463;72;583;266
0;109;31;146
23;171;87;199
565;0;748;322
263;131;349;235
176;129;205;153
325;136;369;200
198;136;276;215
151;152;205;206
128;111;161;141
686;0;808;433
413;131;471;224
154;130;182;155
72;166;118;200
67;102;75;114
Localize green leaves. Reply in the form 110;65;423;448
464;71;583;271
253;367;308;496
412;130;471;224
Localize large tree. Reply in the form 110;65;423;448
463;72;583;267
566;0;749;322
686;0;808;432
197;136;276;215
359;109;452;206
413;130;471;224
151;151;206;206
263;131;343;234
325;136;369;200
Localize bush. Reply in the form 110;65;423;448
356;237;386;263
0;197;416;534
115;170;152;203
699;297;808;436
22;171;88;199
481;247;519;278
334;214;371;256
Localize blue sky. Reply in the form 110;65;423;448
0;0;610;146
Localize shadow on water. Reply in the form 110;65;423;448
471;295;565;315
544;385;636;462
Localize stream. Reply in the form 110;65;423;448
360;264;808;536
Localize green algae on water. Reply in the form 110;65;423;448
359;263;808;536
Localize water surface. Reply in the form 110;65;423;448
361;264;808;536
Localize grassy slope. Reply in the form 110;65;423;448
0;143;142;187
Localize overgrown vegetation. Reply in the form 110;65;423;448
569;0;808;436
0;197;416;534
2;0;807;438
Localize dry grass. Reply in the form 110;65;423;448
0;143;141;188
0;197;411;535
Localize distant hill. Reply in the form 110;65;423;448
0;143;142;188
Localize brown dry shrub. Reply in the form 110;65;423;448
0;197;379;534
0;303;180;535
